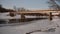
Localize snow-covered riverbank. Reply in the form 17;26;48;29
0;17;60;34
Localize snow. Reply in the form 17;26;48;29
0;18;60;34
0;12;12;19
0;13;60;34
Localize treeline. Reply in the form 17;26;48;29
0;5;15;13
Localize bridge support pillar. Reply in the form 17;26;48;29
21;14;25;22
58;13;60;17
49;12;52;21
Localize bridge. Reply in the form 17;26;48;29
15;10;60;16
9;10;60;21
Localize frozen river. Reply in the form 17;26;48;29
0;16;60;34
0;12;60;34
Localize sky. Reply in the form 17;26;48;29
0;0;50;10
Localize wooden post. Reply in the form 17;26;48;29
21;14;25;22
49;12;52;21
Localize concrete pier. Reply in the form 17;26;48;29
49;12;52;21
21;14;25;22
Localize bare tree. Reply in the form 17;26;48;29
0;4;2;8
13;6;17;11
47;0;60;10
17;7;26;12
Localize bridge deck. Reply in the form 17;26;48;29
16;11;59;15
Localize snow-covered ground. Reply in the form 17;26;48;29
0;12;48;19
0;12;60;34
0;12;21;19
0;17;60;34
